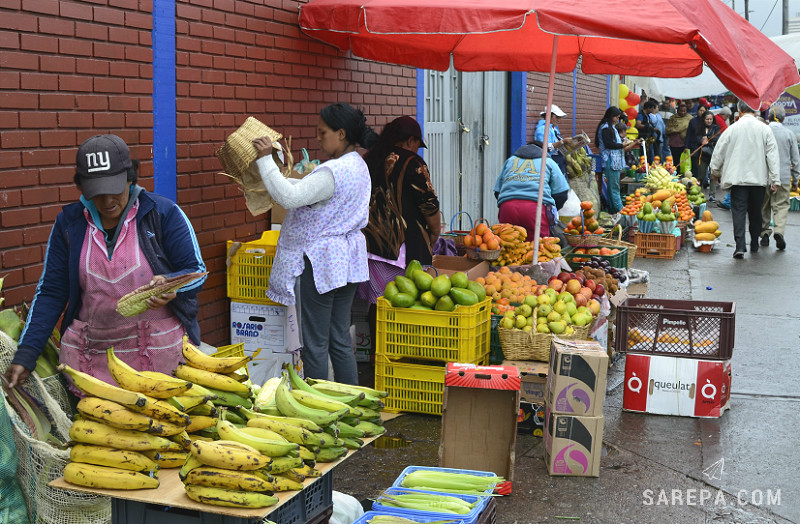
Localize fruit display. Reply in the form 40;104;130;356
564;146;592;178
643;165;684;193
490;223;533;265
565;201;604;236
687;184;706;205
462;222;502;252
672;190;698;222
497;280;600;336
568;247;622;267
383;260;486;311
575;262;622;295
693;209;722;242
623;187;694;222
479;267;538;306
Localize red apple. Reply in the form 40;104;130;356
594;283;605;296
548;279;564;292
557;272;571;283
565;279;582;295
584;279;597;292
574;293;588;307
579;287;593;300
568;272;577;280
588;299;601;315
575;273;586;285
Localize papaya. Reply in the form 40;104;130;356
394;276;419;299
430;275;451;297
390;293;415;308
701;210;713;222
651;189;672;202
466;281;486;303
449;288;479;306
694;221;719;234
412;269;433;292
694;232;717;241
405;259;423;280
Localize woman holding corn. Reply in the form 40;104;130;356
4;135;207;391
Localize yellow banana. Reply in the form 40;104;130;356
174;364;251;395
76;397;154;432
58;364;146;407
189;440;271;471
272;474;304;491
293;464;322;478
142;450;189;468
238;426;289;442
69;418;183;452
149;418;188;437
124;396;190;427
274;375;346;426
240;408;322;432
290;389;362;417
181;335;252;374
107;348;192;398
69;444;159;474
64;462;159;490
179;453;204;481
186;401;217;417
185;466;275;492
246;417;322;447
296;445;317;462
169;430;192;451
263;455;303;474
173;395;214;412
280;468;305;483
186;415;217;433
217;419;298;458
183;484;278;508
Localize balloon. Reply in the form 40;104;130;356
619;84;630;99
619;99;630;111
625;107;638;121
626;127;639;140
626;91;641;106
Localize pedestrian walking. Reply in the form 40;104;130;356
760;105;800;250
710;101;780;259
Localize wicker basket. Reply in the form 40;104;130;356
216;117;283;180
498;327;552;361
596;225;637;269
466;247;502;261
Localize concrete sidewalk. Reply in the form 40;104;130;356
339;203;800;524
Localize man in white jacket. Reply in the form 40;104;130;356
710;101;780;259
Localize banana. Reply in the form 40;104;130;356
319;436;346;449
169;430;192;451
107;348;193;398
181;335;252;374
312;385;385;410
64;462;159;490
70;444;160;473
293;464;322;478
217;419;298;457
179;453;204;481
246;418;322;447
76;397;154;432
297;445;317;462
186;415;217;433
187;401;218;417
340;437;364;450
238;426;288;443
239;408;322;433
174;364;250;395
142;450;189;468
190;440;271;471
185;466;275;492
354;406;381;420
330;420;365;438
272;475;304;491
315;446;348;463
280;468;305;483
184;484;278;509
265;455;303;474
354;420;385;437
69;418;183;451
58;364;146;407
124;395;190;427
226;369;249;382
290;389;362;417
306;378;388;398
223;409;247;425
149;418;190;437
274;374;347;426
283;363;363;405
179;383;217;399
203;385;253;409
172;395;215;412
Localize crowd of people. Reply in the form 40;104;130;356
4;92;798;394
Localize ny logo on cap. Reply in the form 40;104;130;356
85;151;111;173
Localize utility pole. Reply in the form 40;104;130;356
784;0;789;34
744;0;749;21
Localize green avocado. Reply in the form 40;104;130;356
449;287;479;306
405;260;423;280
466;281;487;303
390;293;415;308
394;276;419;300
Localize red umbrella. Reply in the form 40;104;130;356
299;0;799;249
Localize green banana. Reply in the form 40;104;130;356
184;484;278;508
354;420;385;437
290;389;363;417
265;455;303;474
305;378;388;398
340;436;364;450
216;419;298;457
239;408;322;432
274;374;347;426
245;418;322;447
315;446;348;463
283;363;364;405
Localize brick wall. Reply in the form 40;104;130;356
0;0;417;348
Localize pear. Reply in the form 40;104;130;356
548;321;567;334
553;301;567;315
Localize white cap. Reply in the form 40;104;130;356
541;104;567;117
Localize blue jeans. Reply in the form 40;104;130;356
604;164;623;213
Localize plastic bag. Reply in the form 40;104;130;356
292;148;320;174
558;189;582;217
679;149;691;174
330;490;364;524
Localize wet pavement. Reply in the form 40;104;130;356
333;202;800;524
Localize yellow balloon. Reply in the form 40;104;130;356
619;83;630;99
619;99;630;111
627;126;639;139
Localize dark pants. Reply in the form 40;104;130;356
670;146;685;165
730;185;766;252
299;256;359;385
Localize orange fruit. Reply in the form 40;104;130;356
475;223;489;236
487;238;500;250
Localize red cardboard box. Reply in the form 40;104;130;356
623;353;731;418
439;363;520;494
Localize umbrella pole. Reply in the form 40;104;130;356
533;35;559;260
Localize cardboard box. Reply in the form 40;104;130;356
351;298;372;363
623;353;731;418
504;360;548;403
230;301;301;355
426;255;490;280
517;401;545;436
545;338;608;417
248;351;302;387
543;412;604;477
439;363;520;495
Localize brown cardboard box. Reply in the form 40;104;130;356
545;338;608;417
503;360;548;403
439;363;519;495
426;255;490;280
543;412;604;477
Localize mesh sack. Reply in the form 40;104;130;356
0;331;111;524
0;396;31;524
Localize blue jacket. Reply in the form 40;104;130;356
494;144;570;207
13;189;206;371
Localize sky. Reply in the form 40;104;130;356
721;0;800;37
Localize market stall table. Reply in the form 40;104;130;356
50;430;390;523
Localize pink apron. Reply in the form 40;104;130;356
60;202;185;394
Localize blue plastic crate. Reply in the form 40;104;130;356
373;488;488;524
391;466;500;495
353;511;467;524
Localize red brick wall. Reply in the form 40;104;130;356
0;0;417;347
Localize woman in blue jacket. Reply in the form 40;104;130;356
5;135;206;391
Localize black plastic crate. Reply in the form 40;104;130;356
615;298;735;360
112;499;261;524
268;471;334;524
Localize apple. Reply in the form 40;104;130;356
574;293;588;307
568;272;577;280
579;287;592;300
574;273;586;285
584;279;597;292
565;279;582;295
557;271;571;283
587;299;601;316
548;279;564;292
594;283;606;296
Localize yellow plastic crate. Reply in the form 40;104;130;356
226;231;282;306
211;343;249;377
375;297;491;364
375;354;487;415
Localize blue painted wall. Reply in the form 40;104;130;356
152;0;176;202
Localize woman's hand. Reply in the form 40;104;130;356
146;275;177;310
5;364;31;389
252;137;275;158
701;137;709;145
